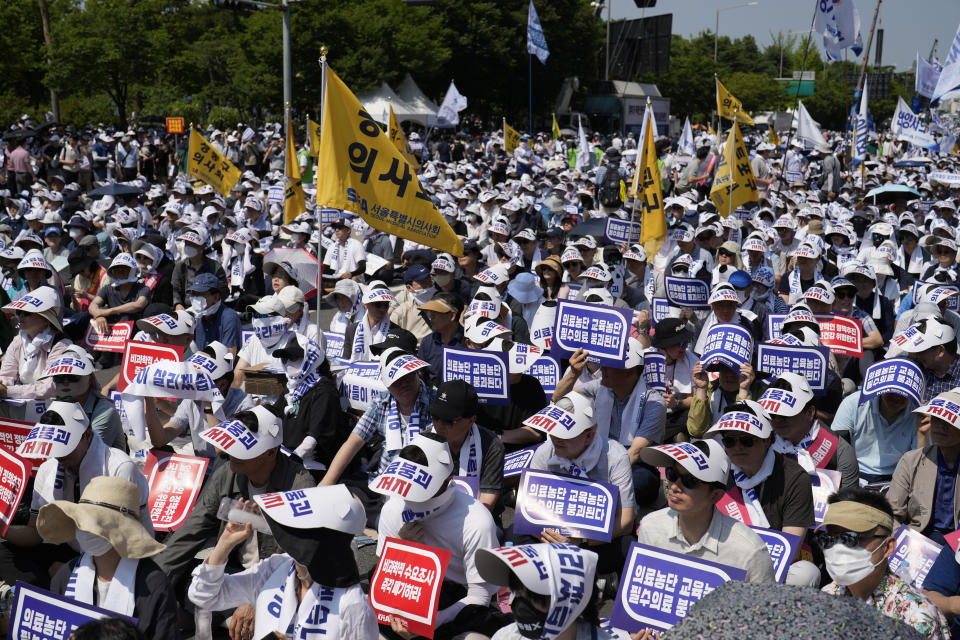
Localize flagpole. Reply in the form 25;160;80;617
529;53;533;134
628;98;651;242
316;46;328;342
728;109;736;219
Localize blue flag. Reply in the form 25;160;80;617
527;1;550;64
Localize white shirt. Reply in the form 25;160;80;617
324;237;366;278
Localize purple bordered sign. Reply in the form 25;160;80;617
323;331;345;359
340;361;385;411
699;323;753;372
651;297;670;326
889;525;942;592
860;358;924;406
513;469;618;542
749;526;800;584
610;543;746;633
450;475;479;499
503;445;539;478
664;276;710;310
552;299;632;368
441;346;510;405
10;581;136;640
527;354;560;396
604;218;643;245
643;351;666;391
757;342;829;394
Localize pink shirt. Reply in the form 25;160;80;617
8;147;30;173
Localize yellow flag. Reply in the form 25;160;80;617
388;105;420;172
307;116;322;158
284;119;307;224
315;66;462;256
552;113;561;140
708;124;716;137
187;129;241;197
768;125;781;147
710;121;758;217
635;107;666;259
716;78;755;125
504;118;520;155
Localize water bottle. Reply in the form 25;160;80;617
216;497;272;535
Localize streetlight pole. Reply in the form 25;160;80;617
605;0;611;80
714;2;759;63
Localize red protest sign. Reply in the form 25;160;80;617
816;314;863;358
166;117;185;134
82;321;134;353
0;448;28;536
368;537;452;638
118;340;184;393
143;450;209;531
0;418;39;477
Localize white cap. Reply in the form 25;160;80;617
198;406;282;460
523;391;595;439
378;348;429;388
708;285;740;305
914;391;960;429
889;319;956;354
638;440;730;484
464;316;512;344
16;401;89;459
135;311;195;336
368;434;454;503
474;263;510;286
704;400;773;439
40;348;95;379
254;485;365;534
757;373;814;417
362;286;395;305
186;342;235;379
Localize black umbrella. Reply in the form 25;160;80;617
567;216;609;239
86;183;143;198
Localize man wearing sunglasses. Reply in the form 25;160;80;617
637;439;775;583
820;490;949;639
893;318;960;406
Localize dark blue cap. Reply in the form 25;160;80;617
188;272;220;293
403;263;431;284
728;269;752;289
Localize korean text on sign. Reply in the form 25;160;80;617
514;470;618;542
368;538;452;639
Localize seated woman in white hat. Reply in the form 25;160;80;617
188;485;376;640
40;476;178;640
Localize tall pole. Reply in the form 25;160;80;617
605;0;611;80
848;0;882;166
316;46;328;340
282;0;292;136
529;54;533;133
37;0;59;122
714;9;719;63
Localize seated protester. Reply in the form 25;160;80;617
41;477;179;640
417;293;466;384
888;389;960;546
651;318;698;442
843;261;897;348
188;486;377;640
321;348;435;490
390;263;434;340
432;252;472;305
270;335;352;483
693;283;760;354
188;272;241;356
264;259;299;295
0;287;74;401
233;294;298;389
372;434;502;640
893;318;960;405
325;279;363;334
219;228;264;309
778;242;824;306
428;379;505;512
536;255;571;301
170;229;227;311
832;381;918;486
745;266;789;314
322;218;366;292
508;272;546;329
471;279;531;344
68;246;108;313
776;317;845;422
134;237;174;308
819;489;950;640
0;402;152;588
637;439;776;583
342;283;398;362
621;244;652;312
895;283;960;339
40;345;126;451
463;317;548;447
831;276;885;383
923;538;960;639
687;356;759;439
704;400;819;586
523;392;635;574
277;285;322;346
89;252;150;326
154;407;315;593
758;372;860;490
476;543;613;640
101;309;196;398
145;342;254;465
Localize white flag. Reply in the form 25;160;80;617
437;81;467;126
576;115;592;171
526;1;550;65
933;23;960;104
916;52;943;99
815;0;862;62
853;78;869;163
678;117;695;156
891;97;938;149
795;101;825;149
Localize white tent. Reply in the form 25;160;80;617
396;73;440;119
355;82;424;126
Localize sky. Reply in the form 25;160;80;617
609;0;959;73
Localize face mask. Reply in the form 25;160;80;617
69;229;83;241
823;541;886;586
137;261;155;275
284;358;303;380
433;273;453;287
511;595;548;639
188;296;205;314
412;286;436;305
252;316;290;348
183;244;199;258
111;274;137;286
202;299;221;317
751;288;770;302
76;529;113;556
55;379;88;400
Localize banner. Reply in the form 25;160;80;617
815;314;863;358
82;320;134;353
514;469;619;542
442;346;510;405
812;468;842;526
388;104;420;171
749;526;800;585
11;582;135;640
933;24;960;104
187;129;242;197
324;331;345;360
710;121;758;216
716;78;754;125
891;96;938;148
552;113;562;140
699;323;753;370
929;171;960;185
527;354;560;396
552;299;633;367
853;77;869;163
651;298;671;325
756;343;829;393
796;100;826;150
678;117;695;156
664;276;710;309
284;117;307;224
307;116;322;157
0;418;39;477
814;0;862;61
340;361;386;411
917;53;943;99
316;66;462;256
504;119;521;155
369;538;452;638
610;542;746;633
604;218;642;245
0;447;27;536
504;445;539;478
643;351;666;391
768;125;781;146
860;358;924;406
118;340;184;393
143;450;209;532
634;103;667;257
436;81;467;127
889;525;942;592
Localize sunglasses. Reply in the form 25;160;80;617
717;249;735;258
835;290;855;300
721;434;757;449
54;375;82;383
369;301;390;308
665;466;702;491
813;530;879;550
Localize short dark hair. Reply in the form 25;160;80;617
828;488;894;535
70;618;147;640
433;291;464;317
397;432;446;466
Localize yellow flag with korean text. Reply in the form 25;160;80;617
552;113;562;140
504;119;521;155
768;125;781;147
187;129;241;197
307;116;322;158
315;66;462;256
284;119;307;224
710;121;758;217
634;106;666;259
388;105;420;172
716;78;755;125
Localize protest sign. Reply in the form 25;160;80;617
187;129;242;196
766;313;787;339
930;171;960;186
757;342;829;393
324;331;345;359
816;314;863;358
527;355;560;396
81;320;134;353
891;97;938;148
503;445;539;478
714;488;750;524
643;351;666;391
889;525;942;592
946;530;960;553
0;447;27;536
514;469;619;542
749;526;800;584
552;299;632;367
0;418;39;477
812;468;842;526
368;538;452;638
610;542;746;633
118;340;184;393
604;218;643;244
651;298;670;325
143;450;210;532
165;117;184;134
10;582;136;640
859;358;924;406
664;276;710;309
450;475;479;499
699;323;753;372
340;361;386;411
442;346;510;405
529;302;556;350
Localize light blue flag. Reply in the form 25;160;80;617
678;117;695;156
853;77;869;163
527;1;549;65
814;0;862;62
933;23;960;104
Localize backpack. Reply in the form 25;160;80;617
598;164;623;208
